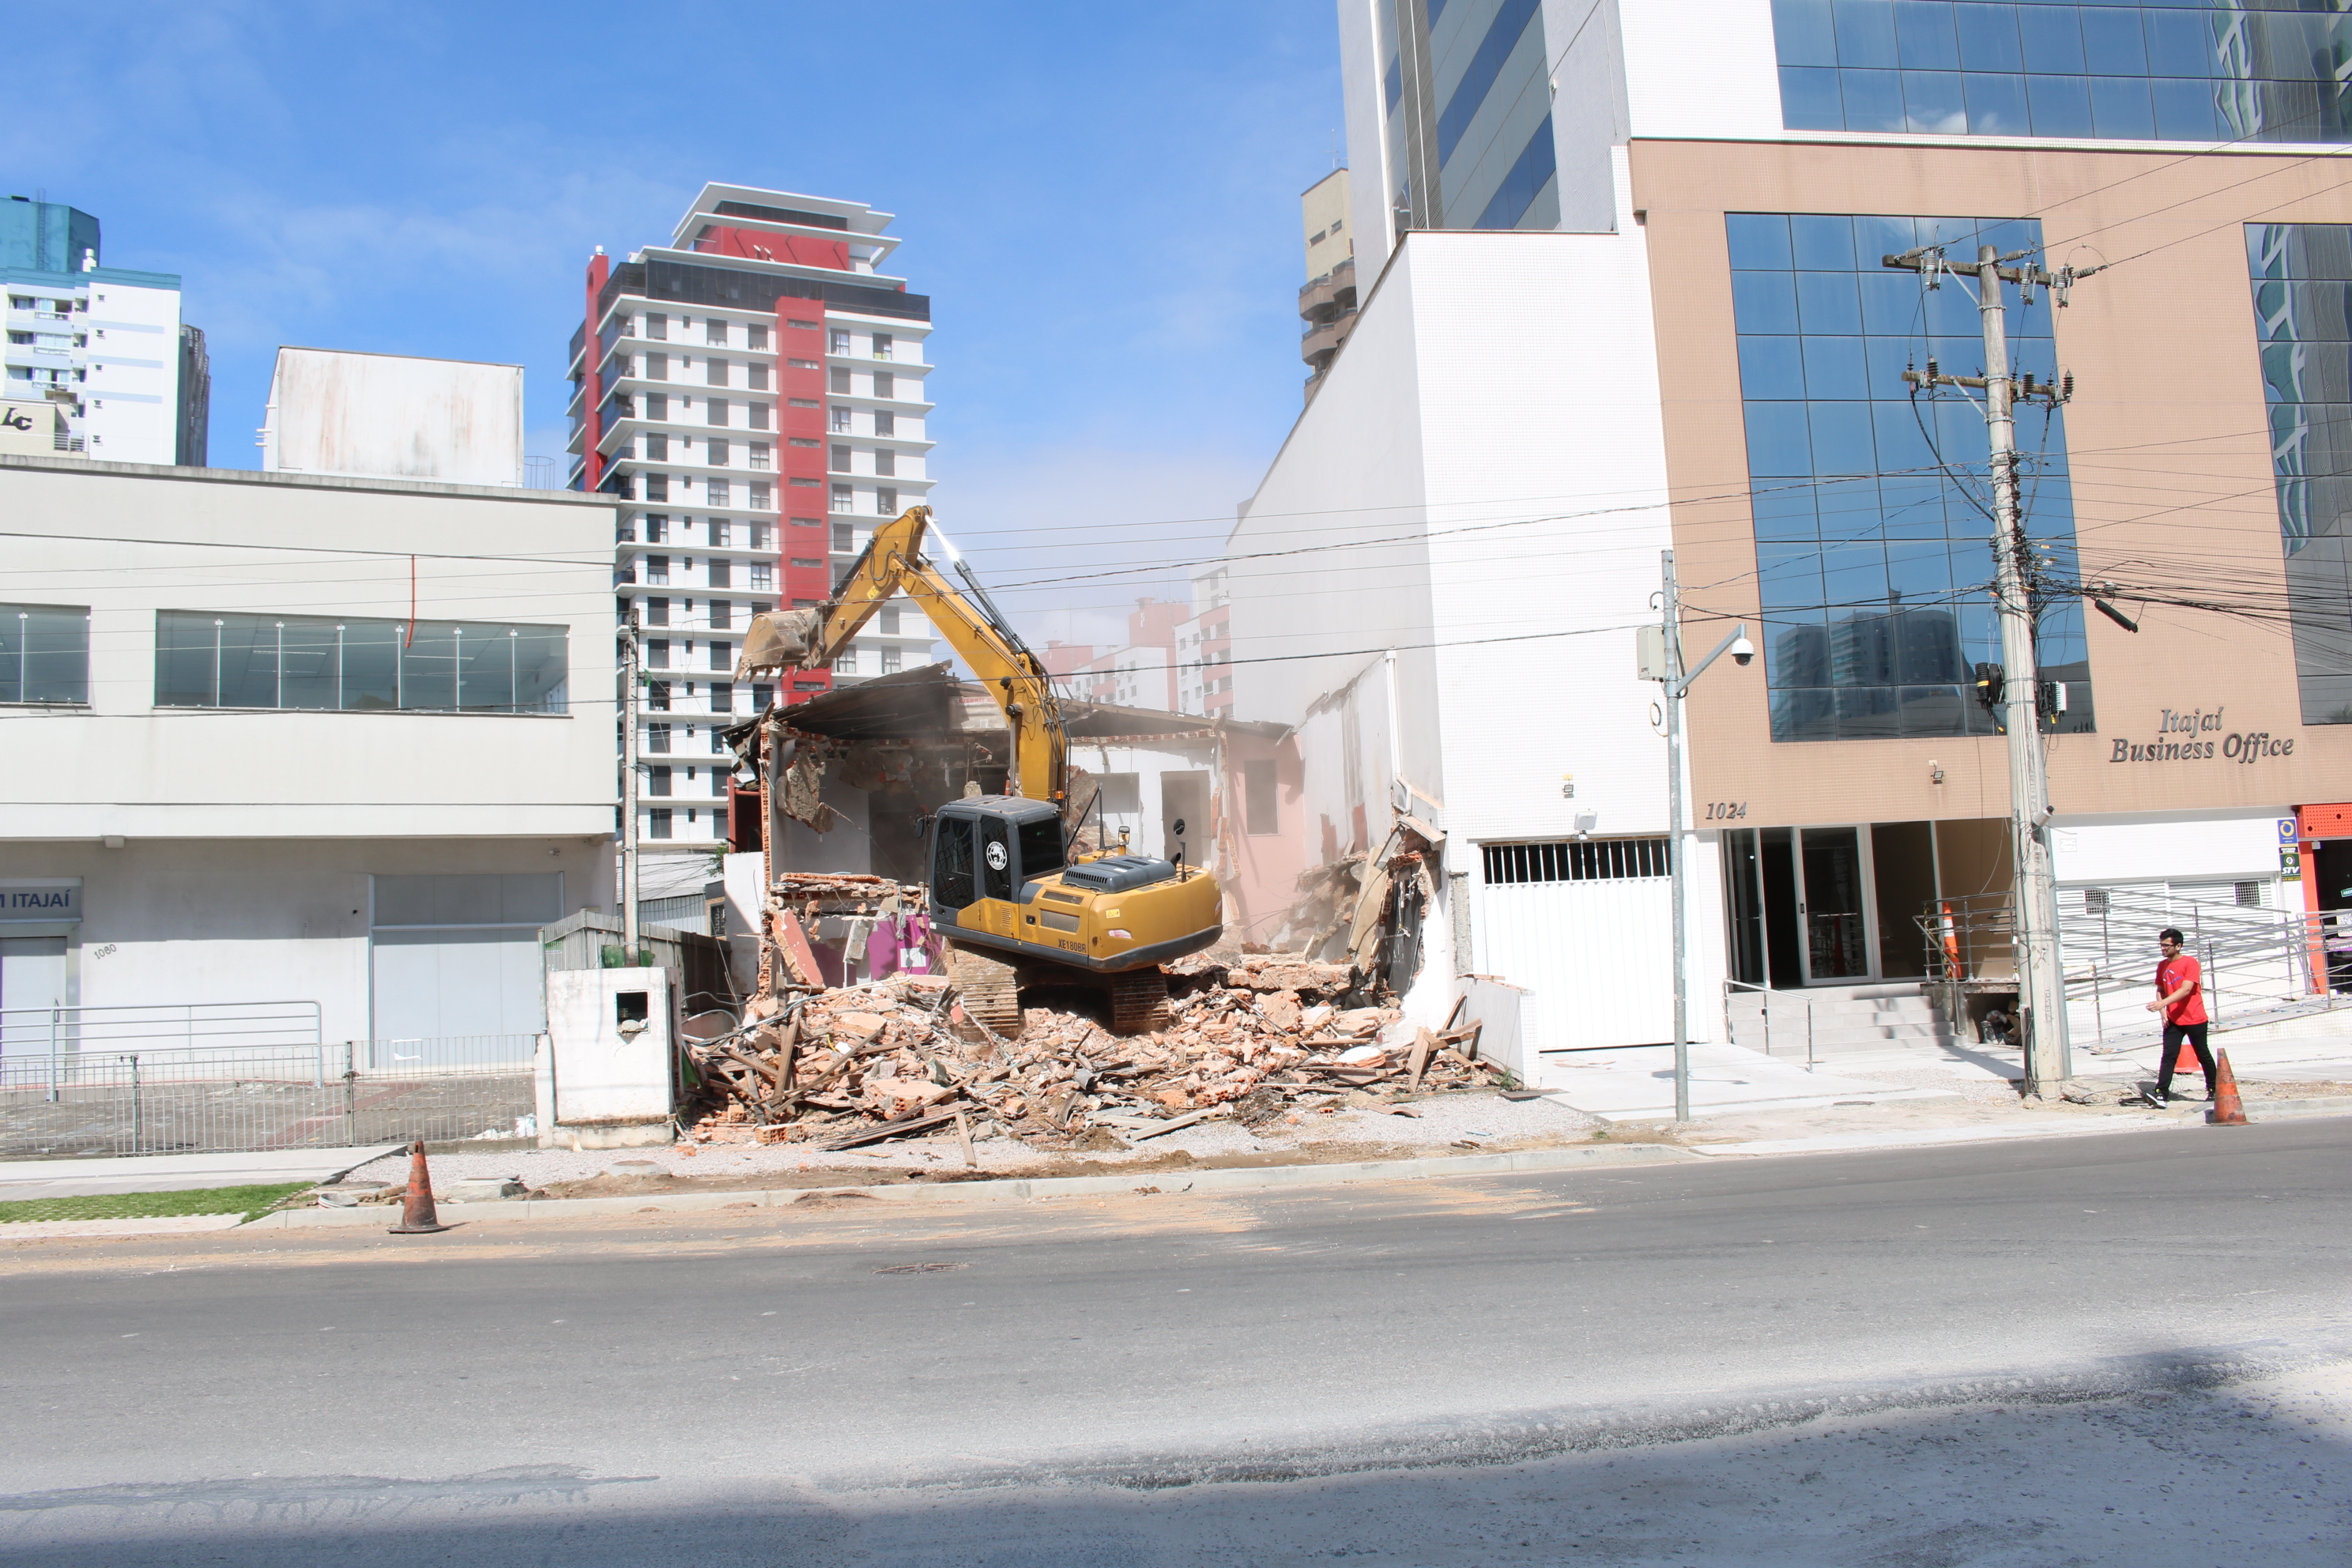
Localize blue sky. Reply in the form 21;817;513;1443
9;1;1346;650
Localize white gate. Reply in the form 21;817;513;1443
1475;838;1675;1051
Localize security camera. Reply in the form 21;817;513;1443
1731;635;1756;667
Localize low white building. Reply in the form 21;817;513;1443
0;454;617;1050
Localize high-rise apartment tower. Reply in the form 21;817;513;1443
570;183;936;850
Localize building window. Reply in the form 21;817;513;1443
1483;838;1669;884
708;477;730;507
830;329;850;355
710;558;732;590
872;333;893;360
644;596;669;628
649;807;673;839
644;473;669;503
1243;759;1280;835
1;603;91;704
874;447;897;478
750;562;775;590
876;487;897;515
711;768;729;797
881;646;903;674
748;363;769;393
830;367;851;394
706;318;728;347
707;401;729;432
1726;211;2093;741
747;323;768;351
879;606;901;634
646;555;669;585
835;647;860;675
749;401;771;431
647;680;670;711
710;642;731;672
710;680;734;711
645;352;668;382
645;314;668;341
831;405;853;432
708;518;729;547
643;392;667;421
1770;0;2352;143
707;360;730;389
749;442;771;469
831;443;852;472
710;725;728;754
646;639;670;670
831;522;854;553
789;398;819;409
644;515;669;544
710;598;732;628
753;682;774;710
154;611;568;714
873;371;895;399
749;481;771;510
2248;223;2352;723
873;409;895;437
648;722;671;753
831;484;854;512
643;432;668;461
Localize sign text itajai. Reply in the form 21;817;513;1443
0;880;81;922
2109;707;2295;767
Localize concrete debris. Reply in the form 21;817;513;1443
678;953;1498;1150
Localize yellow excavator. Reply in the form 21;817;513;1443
736;505;1223;1034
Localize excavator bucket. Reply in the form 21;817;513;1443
735;609;825;678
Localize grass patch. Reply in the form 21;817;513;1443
0;1182;315;1227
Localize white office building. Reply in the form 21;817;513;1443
0;454;616;1047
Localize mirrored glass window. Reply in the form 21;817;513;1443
1773;0;2352;143
2246;222;2352;722
1728;212;2096;741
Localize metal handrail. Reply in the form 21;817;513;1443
1722;978;1815;1071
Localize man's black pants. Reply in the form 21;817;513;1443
2158;1021;2215;1100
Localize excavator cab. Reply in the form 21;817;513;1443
927;794;1221;1033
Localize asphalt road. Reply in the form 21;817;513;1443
2;1119;2348;1565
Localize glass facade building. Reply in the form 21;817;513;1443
1728;211;2096;741
1379;0;1559;231
1773;0;2352;143
2248;221;2352;722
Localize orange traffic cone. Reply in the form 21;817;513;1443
388;1140;450;1233
2173;1037;2200;1076
2209;1050;2249;1126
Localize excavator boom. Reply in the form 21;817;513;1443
738;507;1065;802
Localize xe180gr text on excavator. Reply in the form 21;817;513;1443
735;506;1222;1035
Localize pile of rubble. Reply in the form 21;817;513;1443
680;954;1500;1152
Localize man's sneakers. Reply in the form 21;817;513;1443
2121;1091;2169;1108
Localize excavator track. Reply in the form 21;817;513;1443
1107;969;1173;1036
948;946;1023;1037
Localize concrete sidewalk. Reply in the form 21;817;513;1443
0;1145;401;1204
1532;1040;1963;1122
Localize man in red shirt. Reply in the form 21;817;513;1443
2137;926;2214;1106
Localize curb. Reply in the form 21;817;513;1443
240;1141;1707;1228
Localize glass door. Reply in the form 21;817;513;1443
1797;827;1873;983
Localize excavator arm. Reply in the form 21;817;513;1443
736;506;1066;802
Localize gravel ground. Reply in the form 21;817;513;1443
342;1089;1604;1193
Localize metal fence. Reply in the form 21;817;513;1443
0;1001;322;1060
1917;886;2343;1052
0;1035;537;1159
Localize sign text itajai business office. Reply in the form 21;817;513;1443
2110;708;2295;767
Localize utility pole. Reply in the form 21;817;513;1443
1646;552;1755;1122
1883;241;2084;1095
620;608;642;959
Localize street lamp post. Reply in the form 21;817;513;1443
1646;550;1755;1122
